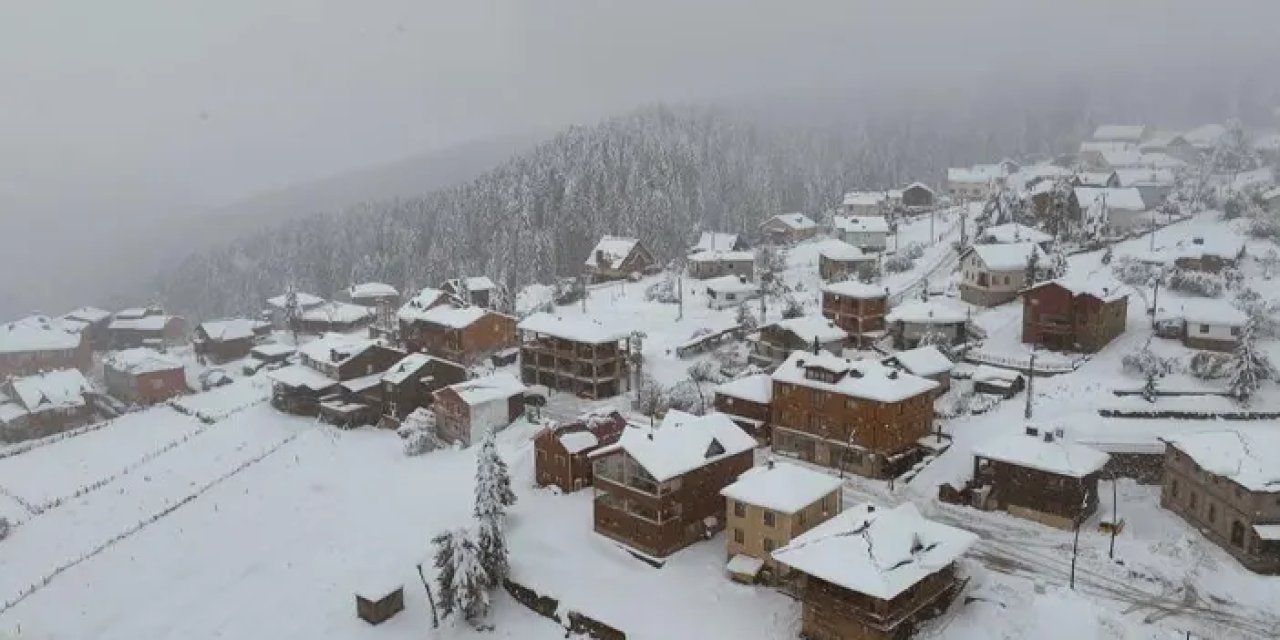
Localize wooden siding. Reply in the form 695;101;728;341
1021;283;1127;353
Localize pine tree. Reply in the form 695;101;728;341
735;302;759;331
474;431;516;518
431;530;459;619
1048;245;1068;279
283;282;302;344
1024;248;1042;287
434;528;490;623
475;515;509;589
1226;318;1278;403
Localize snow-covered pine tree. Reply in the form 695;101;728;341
475;431;517;516
475;513;509;589
1226;318;1278;403
735;302;759;331
435;528;490;623
916;329;954;357
1047;245;1068;279
431;530;458;619
1024;248;1042;287
283;282;301;344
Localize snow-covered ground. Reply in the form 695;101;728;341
2;207;1280;639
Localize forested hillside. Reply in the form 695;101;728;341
158;104;1084;319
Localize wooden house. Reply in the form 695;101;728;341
748;315;847;370
1161;429;1280;574
704;275;759;310
102;348;188;405
584;236;655;283
432;372;527;447
832;216;889;252
377;352;467;421
299;301;375;334
687;250;755;280
0;315;91;379
60;307;112;349
397;304;516;365
249;343;295;367
440;276;498;309
589;411;755;558
265;291;326;329
268;334;404;416
820;281;888;348
713;373;773;443
0;369;95;442
772;502;977;640
517;313;633;399
1021;277;1128;353
959;243;1047;307
346;282;400;308
721;460;843;584
770;350;938;479
533;410;627;492
970;427;1109;529
816;239;876;281
900;182;936;209
690;231;748;254
758;213;818;245
193;318;271;363
881;345;954;395
884;299;969;350
1154;300;1247;352
107;308;187;349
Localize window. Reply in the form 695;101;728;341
1190;492;1198;509
1171;479;1179;498
797;511;806;527
1209;504;1217;523
733;501;745;518
762;537;776;553
1231;521;1246;547
149;378;165;390
1231;326;1241;337
763;510;776;527
1199;324;1210;334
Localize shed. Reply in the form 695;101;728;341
355;581;404;625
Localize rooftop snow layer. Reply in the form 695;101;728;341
61;307;111;323
972;365;1021;384
1091;125;1146;142
1115;169;1175;188
103;348;182;375
979;223;1052;245
266;292;325;309
1074;187;1145;212
973;431;1110;478
833;216;889;234
762;212;817;231
250;343;295;359
884;346;954;378
1026;275;1129;303
517;312;629;344
714;373;773;404
594;410;755;482
772;502;977;600
1158;299;1248;326
198;318;268;343
297;333;378;366
947;165;1002;184
300;301;374;324
772;315;848;344
585;236;641;270
267;364;338;391
0;316;82;354
885;300;968;325
842;191;888;207
968;242;1046;271
444;372;525;406
558;431;600;454
412;304;488;329
8;369;93;413
381;353;434;385
720;461;842;514
817;239;872;262
691;232;741;253
397;287;459;322
823;281;889;299
704;275;757;295
686;250;754;263
1075;171;1117;187
347;282;399;299
772;351;937;403
1164;429;1280;492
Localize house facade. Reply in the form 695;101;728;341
1156;300;1247;352
378;353;467;421
432;372;526;447
816;239;876;281
820;282;889;348
102;348;188;405
399;305;517;365
60;307;113;349
970;428;1110;530
533;411;627;493
840;192;888;218
881;345;954;396
0;316;92;379
1021;279;1128;353
721;461;843;584
959;243;1046;307
712;373;773;443
0;369;96;442
268;335;405;415
193;318;271;363
832;216;889;252
585;236;655;282
900;182;935;209
770;351;937;479
704;275;759;310
1161;430;1280;574
517;313;633;399
691;231;748;254
589;411;755;558
298;301;375;334
884;299;969;350
687;250;755;280
758;213;818;245
107;309;187;349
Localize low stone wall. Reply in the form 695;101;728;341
503;578;626;640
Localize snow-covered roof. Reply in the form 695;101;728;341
347;282;399;300
762;212;817;231
1080;141;1137;154
841;191;888;207
947;165;1003;184
1264;186;1280;202
0;316;82;354
585;236;641;269
268;364;338;391
902;181;935;195
1164;429;1280;493
300;301;374;324
823;281;889;300
967;242;1046;272
885;299;968;325
381;353;433;385
884;346;954;378
832;216;889;234
266;292;325;309
250;342;295;359
1097;148;1145;169
113;307;153;320
1115;169;1175;188
1174;235;1245;260
1183;123;1227;148
1155;299;1247;327
108;314;178;332
443;372;526;406
62;306;111;324
704;275;757;295
297;333;378;367
1025;275;1129;303
339;372;383;394
1092;125;1146;142
979;223;1052;245
1254;524;1280;541
517;312;629;344
595;411;755;483
816;238;870;261
974;430;1109;478
772;351;937;403
1139;131;1187;150
714;373;773;404
412;304;488;330
103;348;182;375
1074;187;1145;212
720;461;842;514
691;232;741;253
972;365;1021;384
726;554;765;577
7;369;93;414
397;287;461;322
687;250;754;263
197;318;268;343
1075;171;1117;187
772;502;977;601
558;430;600;454
771;315;848;344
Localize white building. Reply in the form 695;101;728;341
1074;187;1147;234
959;242;1047;307
704;275;759;310
840;191;889;217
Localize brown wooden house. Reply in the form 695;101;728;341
60;307;113;349
432;372;526;447
589;411;756;558
747;315;848;370
817;240;876;282
584;236;655;282
1021;278;1128;353
0;369;95;443
517;313;633;399
398;304;517;365
0;316;92;379
107;308;187;349
268;335;404;416
772;502;977;640
103;348;188;405
298;301;375;335
193;318;271;363
758;213;818;245
770;351;937;479
821;282;889;348
969;427;1109;529
534;410;627;492
712;373;773;444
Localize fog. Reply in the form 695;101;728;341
3;0;1279;317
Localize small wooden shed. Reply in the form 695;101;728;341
356;581;405;625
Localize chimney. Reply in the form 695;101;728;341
887;370;899;380
812;336;821;356
1025;426;1039;437
1043;432;1055;443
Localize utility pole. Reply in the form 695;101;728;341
930;207;936;246
1150;278;1161;329
1109;474;1119;559
676;271;684;321
415;563;440;628
1070;517;1081;590
1023;350;1036;419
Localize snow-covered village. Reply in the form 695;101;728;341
5;4;1280;640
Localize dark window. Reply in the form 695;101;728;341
1190;492;1198;509
1231;521;1246;547
1199;324;1210;334
763;510;776;527
763;537;776;553
733;501;745;518
734;528;744;544
1171;479;1179;497
1209;504;1216;523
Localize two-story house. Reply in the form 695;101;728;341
884;299;969;350
534;411;627;493
959;242;1047;307
107;308;187;349
398;304;517;365
589;411;755;558
268;334;404;415
820;281;889;348
832;216;889;252
1155;299;1247;352
0;369;96;442
1021;277;1128;353
517;313;633;399
432;372;527;447
377;352;467;421
758;213;818;245
585;236;655;283
193;318;271;363
102;348;188;405
816;239;876;281
0;316;91;379
770;351;938;479
687;250;755;281
970;427;1110;530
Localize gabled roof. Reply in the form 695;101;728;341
412;305;489;330
823;281;889;300
883;346;953;378
381;353;435;385
398;287;462;322
441;372;526;406
300;301;373;325
772;502;977;600
769;315;848;344
1092;125;1146;142
0;316;83;354
103;348;182;375
1164;428;1280;492
266;292;325;309
714;373;773;404
816;238;870;261
62;307;112;324
885;299;968;325
902;181;935;195
7;369;93;414
1097;148;1145;169
442;276;497;293
704;275;757;295
691;231;742;253
974;430;1109;478
979;223;1052;245
1080;141;1137;154
761;212;817;231
544;411;627;454
108;314;180;332
842;191;888;207
1024;275;1129;303
833;216;889;234
967;242;1046;271
1075;171;1118;187
267;364;337;391
1138;153;1187;170
297;333;379;367
1074;187;1145;212
585;236;642;270
1115;169;1176;188
1156;299;1248;327
347;282;399;300
592;411;755;483
197;318;269;343
1139;131;1188;150
517;313;629;344
720;461;842;514
772;351;938;403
